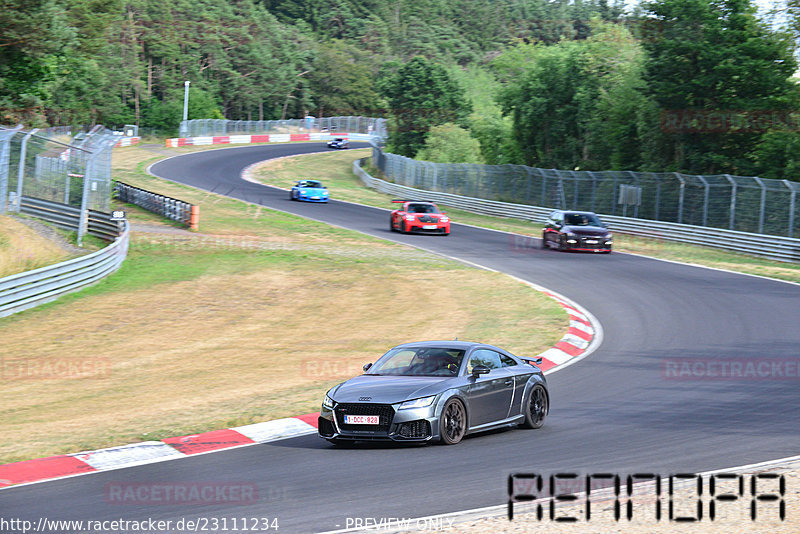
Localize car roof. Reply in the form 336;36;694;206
392;340;502;351
556;210;598;216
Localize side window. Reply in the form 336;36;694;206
500;354;517;367
467;349;502;373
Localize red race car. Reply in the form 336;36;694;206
390;200;450;236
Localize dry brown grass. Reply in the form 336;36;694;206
0;216;76;278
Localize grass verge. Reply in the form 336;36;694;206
0;216;79;278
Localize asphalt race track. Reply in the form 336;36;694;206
3;143;799;532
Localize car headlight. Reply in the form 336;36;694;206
322;393;335;409
439;217;449;223
404;215;416;221
398;396;436;410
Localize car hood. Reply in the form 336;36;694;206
330;375;449;404
299;187;327;194
563;224;609;236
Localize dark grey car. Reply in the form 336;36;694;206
542;210;613;253
318;341;549;446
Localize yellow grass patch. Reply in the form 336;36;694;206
0;216;76;278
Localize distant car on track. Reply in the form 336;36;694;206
290;180;329;202
390;200;450;235
318;340;549;446
542;210;612;253
327;138;349;149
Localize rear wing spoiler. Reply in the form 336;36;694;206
519;357;543;366
391;199;436;204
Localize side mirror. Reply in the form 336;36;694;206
471;365;490;377
363;363;372;372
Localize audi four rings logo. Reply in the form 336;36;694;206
359;396;372;401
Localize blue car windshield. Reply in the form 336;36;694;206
300;181;323;188
367;347;465;377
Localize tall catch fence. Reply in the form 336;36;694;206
0;125;120;244
371;146;800;239
180;116;387;139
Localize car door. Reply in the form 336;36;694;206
465;349;514;427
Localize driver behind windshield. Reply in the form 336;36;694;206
370;348;465;376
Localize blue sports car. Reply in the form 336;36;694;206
290;180;329;202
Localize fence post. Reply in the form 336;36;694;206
753;177;766;235
697;175;709;227
0;127;22;213
724;174;736;231
16;129;39;213
784;180;796;238
675;172;685;224
77;150;97;246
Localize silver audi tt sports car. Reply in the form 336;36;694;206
318;341;549;446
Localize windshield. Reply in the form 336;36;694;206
408;203;439;214
301;181;323;188
565;213;603;227
366;347;465;377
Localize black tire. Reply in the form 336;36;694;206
521;384;548;429
440;398;467;445
558;235;567;251
400;220;407;234
290;190;295;200
541;233;548;249
390;217;396;232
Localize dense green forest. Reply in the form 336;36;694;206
2;0;800;178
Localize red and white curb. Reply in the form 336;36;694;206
535;288;600;373
0;415;320;489
165;132;372;147
0;292;598;490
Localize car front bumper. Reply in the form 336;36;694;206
404;222;450;234
564;236;612;251
318;403;438;442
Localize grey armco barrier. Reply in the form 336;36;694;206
354;158;800;263
0;221;130;318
